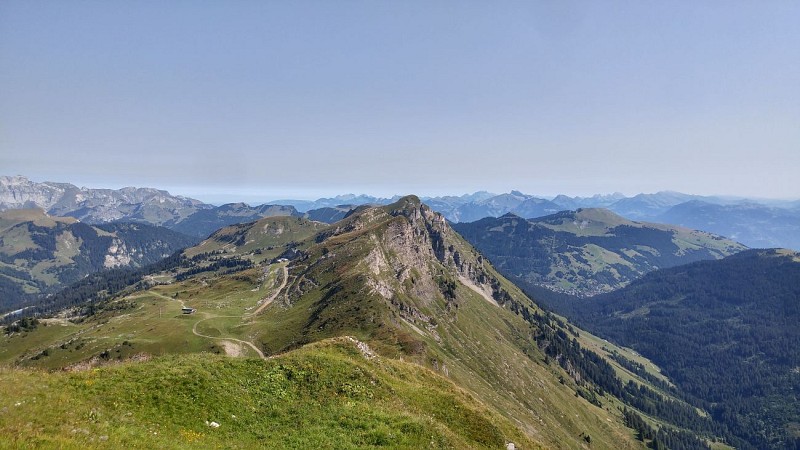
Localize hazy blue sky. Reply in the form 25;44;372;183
2;1;799;203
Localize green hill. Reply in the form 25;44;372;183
167;202;301;238
453;208;746;297
184;215;327;260
304;205;356;223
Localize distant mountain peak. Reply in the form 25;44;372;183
223;202;250;209
572;207;627;222
395;194;422;206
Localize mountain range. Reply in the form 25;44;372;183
1;197;726;449
5;176;799;250
1;176;354;239
0;175;210;225
1;177;797;448
272;189;800;251
659;200;800;250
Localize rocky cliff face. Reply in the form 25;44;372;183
0;176;72;210
308;196;500;310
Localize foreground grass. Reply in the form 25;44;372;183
0;337;539;449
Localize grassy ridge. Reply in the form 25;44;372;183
0;338;539;449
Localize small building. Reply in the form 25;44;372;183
181;307;196;314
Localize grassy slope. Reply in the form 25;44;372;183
0;338;541;449
0;268;274;368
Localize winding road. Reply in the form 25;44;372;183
152;264;289;360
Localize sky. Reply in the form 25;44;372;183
1;1;799;204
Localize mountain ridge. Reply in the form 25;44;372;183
453;207;746;296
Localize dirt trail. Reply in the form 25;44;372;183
145;264;290;360
191;316;265;359
250;265;288;316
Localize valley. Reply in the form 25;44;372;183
541;249;800;449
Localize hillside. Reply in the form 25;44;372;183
303;205;355;223
0;338;541;449
0;209;196;313
453;208;746;296
184;215;328;259
0;197;729;449
549;249;800;449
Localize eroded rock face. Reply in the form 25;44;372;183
0;176;69;210
104;239;133;268
353;197;504;315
